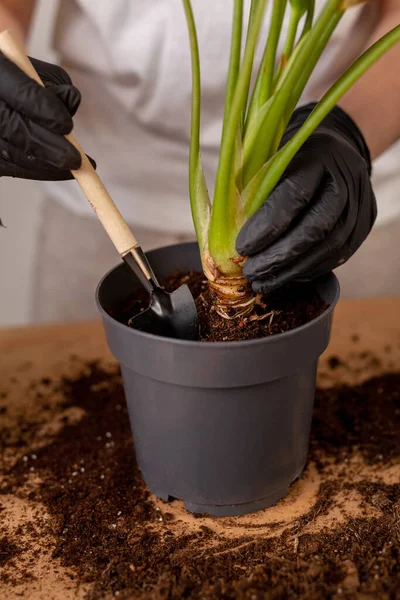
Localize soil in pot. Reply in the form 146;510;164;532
1;353;399;599
113;270;329;342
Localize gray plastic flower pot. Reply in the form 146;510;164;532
96;242;339;517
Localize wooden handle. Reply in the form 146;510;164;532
0;29;139;256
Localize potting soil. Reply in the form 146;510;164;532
1;353;399;599
116;271;329;342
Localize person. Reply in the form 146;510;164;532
0;0;399;322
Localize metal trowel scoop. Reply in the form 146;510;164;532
123;246;199;339
0;29;199;341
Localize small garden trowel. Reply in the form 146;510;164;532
123;247;199;339
0;29;199;341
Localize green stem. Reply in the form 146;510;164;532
302;0;314;34
182;0;211;254
245;24;400;217
258;0;287;106
243;1;265;133
268;11;341;162
242;97;273;167
281;12;338;125
283;6;301;60
247;0;259;36
240;0;258;131
273;0;315;91
246;0;287;129
221;0;243;142
281;0;314;61
209;0;267;273
242;0;343;186
273;29;310;96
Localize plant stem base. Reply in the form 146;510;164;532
208;276;255;320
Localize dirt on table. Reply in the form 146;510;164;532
1;346;399;599
115;270;328;342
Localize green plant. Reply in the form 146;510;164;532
182;0;400;319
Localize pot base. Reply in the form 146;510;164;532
184;486;290;517
148;471;304;517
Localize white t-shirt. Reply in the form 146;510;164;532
45;0;398;233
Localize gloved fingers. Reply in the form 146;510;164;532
52;84;81;117
0;138;96;180
29;57;73;86
28;122;85;169
294;189;376;281
250;239;346;294
0;101;81;169
242;177;347;276
345;181;377;251
251;245;348;293
0;53;74;134
0;157;75;181
247;200;360;293
236;153;325;256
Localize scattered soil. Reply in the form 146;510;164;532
1;356;399;599
0;537;20;567
311;372;400;466
115;270;328;342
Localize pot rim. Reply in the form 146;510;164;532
95;244;340;348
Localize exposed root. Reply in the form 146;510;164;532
214;300;256;321
248;311;271;324
206;277;282;325
208;276;256;320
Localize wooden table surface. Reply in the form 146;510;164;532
0;298;399;600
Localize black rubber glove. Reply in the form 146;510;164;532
0;53;95;180
236;103;376;293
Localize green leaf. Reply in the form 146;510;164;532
209;0;267;274
246;0;287;128
245;24;400;217
242;0;344;186
243;97;273;166
182;0;211;256
221;0;244;143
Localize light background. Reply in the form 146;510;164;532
0;0;59;326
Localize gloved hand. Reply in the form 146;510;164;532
236;103;376;293
0;53;95;180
